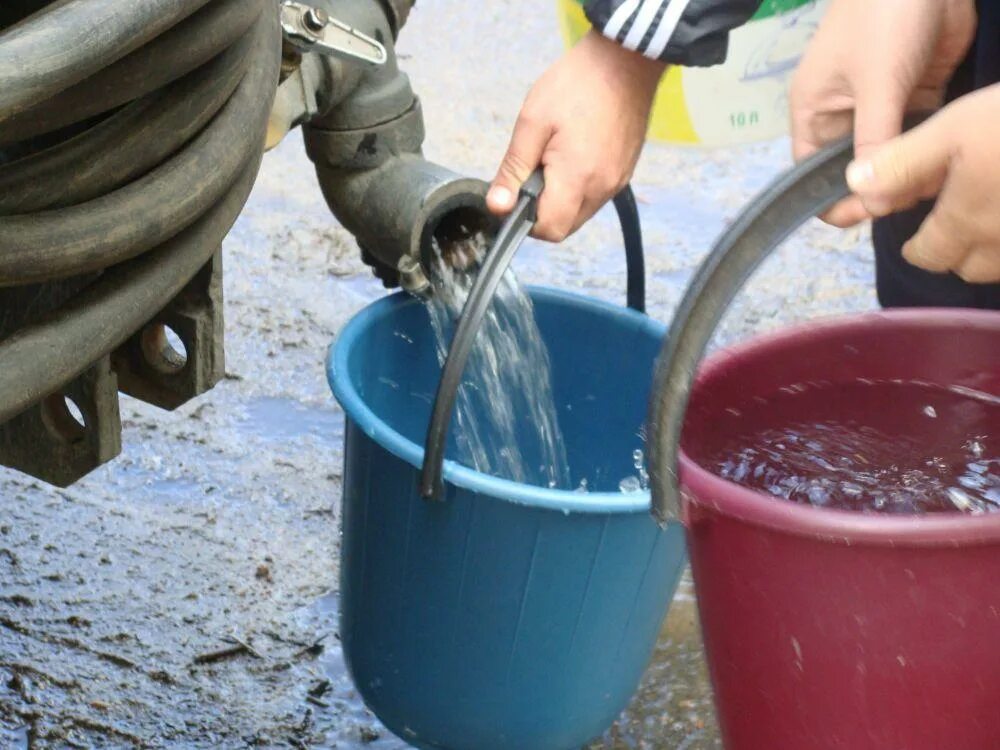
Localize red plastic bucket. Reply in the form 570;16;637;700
679;309;1000;750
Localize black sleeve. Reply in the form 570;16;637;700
583;0;765;66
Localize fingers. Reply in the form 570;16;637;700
901;179;1000;283
487;110;551;216
487;106;590;242
846;113;951;217
821;196;872;228
531;165;585;242
789;88;881;227
904;224;1000;284
902;203;970;274
818;87;907;228
852;83;905;162
880;89;1000;284
956;248;1000;283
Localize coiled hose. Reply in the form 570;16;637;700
0;0;281;422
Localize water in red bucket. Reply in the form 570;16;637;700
693;379;1000;515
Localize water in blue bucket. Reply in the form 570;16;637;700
328;286;686;750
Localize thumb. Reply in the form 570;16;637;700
487;113;551;215
846;113;951;217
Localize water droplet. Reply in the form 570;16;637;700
619;476;642;493
966;439;985;459
947;487;973;511
807;483;829;505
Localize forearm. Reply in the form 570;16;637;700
581;28;666;92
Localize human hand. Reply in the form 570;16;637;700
486;30;664;242
845;84;1000;283
790;0;976;226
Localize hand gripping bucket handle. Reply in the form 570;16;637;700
419;171;647;499
647;116;930;524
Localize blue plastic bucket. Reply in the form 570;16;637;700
327;287;686;750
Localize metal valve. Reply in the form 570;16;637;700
279;1;387;65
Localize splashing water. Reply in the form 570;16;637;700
423;233;571;488
701;379;1000;514
618;449;650;494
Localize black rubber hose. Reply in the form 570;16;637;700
0;0;262;147
0;0;214;119
0;10;276;286
613;185;646;313
0;1;279;421
420;173;648;499
0;161;261;424
0;27;253;213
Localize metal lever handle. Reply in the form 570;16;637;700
280;1;387;65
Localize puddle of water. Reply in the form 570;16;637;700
329;273;388;304
243;397;343;441
0;725;28;750
295;593;412;749
148;477;204;499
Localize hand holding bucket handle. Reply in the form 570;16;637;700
648;115;930;525
420;171;647;499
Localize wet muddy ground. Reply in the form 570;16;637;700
0;1;875;747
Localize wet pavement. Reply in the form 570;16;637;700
0;0;877;747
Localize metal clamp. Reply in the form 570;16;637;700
279;1;387;65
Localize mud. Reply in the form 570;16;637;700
0;0;875;747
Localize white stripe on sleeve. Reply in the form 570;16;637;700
644;0;694;59
602;0;642;39
622;0;667;52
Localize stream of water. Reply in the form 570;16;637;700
424;233;571;488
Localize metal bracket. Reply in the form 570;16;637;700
0;277;122;486
0;250;225;486
112;250;225;411
280;1;387;65
0;357;122;488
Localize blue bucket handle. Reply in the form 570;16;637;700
419;170;647;499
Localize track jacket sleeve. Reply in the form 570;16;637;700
583;0;765;66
